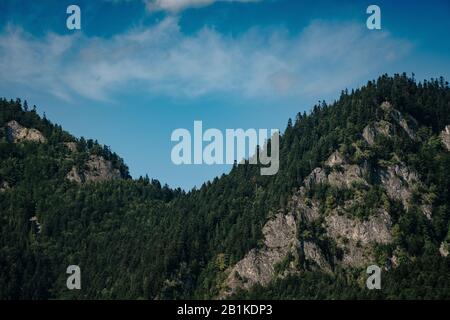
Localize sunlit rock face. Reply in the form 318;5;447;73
66;155;122;183
218;105;438;298
6;120;46;143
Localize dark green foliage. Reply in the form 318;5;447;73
1;73;450;299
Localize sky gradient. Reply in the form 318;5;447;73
1;0;449;190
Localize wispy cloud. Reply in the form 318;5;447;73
144;0;261;13
0;18;411;102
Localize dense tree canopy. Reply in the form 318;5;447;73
1;73;449;299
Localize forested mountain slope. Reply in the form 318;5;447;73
1;74;450;299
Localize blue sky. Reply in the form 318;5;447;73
1;0;449;190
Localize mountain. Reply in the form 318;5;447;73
1;73;450;299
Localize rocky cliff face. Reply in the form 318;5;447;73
3;120;122;184
221;149;396;297
6;120;46;143
379;163;418;209
441;125;450;151
440;242;449;257
220;102;432;298
363;120;393;145
305;162;368;190
66;155;122;183
325;210;392;267
221;212;298;297
362;102;418;146
380;101;418;140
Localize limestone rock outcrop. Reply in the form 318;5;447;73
66;155;122;183
219;105;437;298
363;120;393;145
441;125;450;151
6;120;46;143
378;163;419;209
221;213;298;297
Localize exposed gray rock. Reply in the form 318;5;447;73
6;120;46;143
325;209;392;267
380;101;393;111
304;241;331;271
263;213;297;249
441;125;450;151
327;164;367;188
390;254;399;268
325;210;392;245
220;121;427;295
305;163;368;189
379;163;418;209
363;120;393;145
222;213;298;297
291;189;320;223
66;166;84;183
380;101;417;140
325;151;345;167
378;162;431;219
84;155;122;182
304;167;328;187
66;155;122;183
221;186;393;295
439;242;449;257
392;110;417;140
340;242;368;267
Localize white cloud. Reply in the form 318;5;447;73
144;0;260;13
0;18;411;103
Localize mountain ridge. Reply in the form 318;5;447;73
221;101;449;297
1;73;450;299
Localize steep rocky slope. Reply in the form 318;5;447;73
1;118;124;185
66;155;122;183
2;75;450;300
6;120;46;143
442;125;450;151
221;102;450;297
